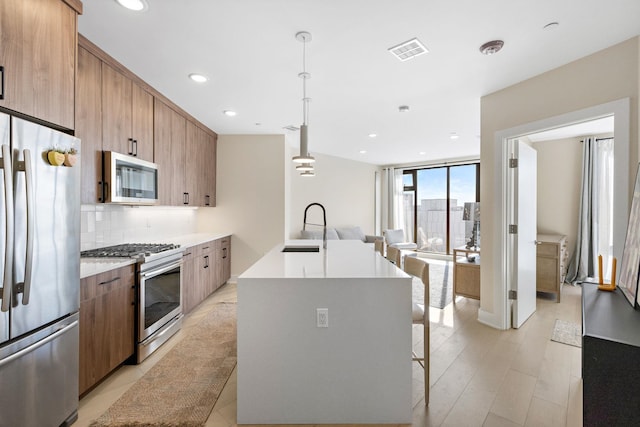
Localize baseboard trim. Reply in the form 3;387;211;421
477;308;507;330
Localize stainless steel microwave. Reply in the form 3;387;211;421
103;151;158;204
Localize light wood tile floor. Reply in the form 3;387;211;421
77;282;583;427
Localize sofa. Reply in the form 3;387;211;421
300;226;381;244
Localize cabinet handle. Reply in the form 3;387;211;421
202;246;209;250
183;192;188;205
222;247;227;259
0;66;4;100
99;276;121;286
98;181;103;202
133;139;138;157
204;255;209;268
205;195;210;206
128;138;134;155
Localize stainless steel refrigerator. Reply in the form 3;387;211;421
0;113;81;426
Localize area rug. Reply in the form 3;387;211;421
550;319;582;348
412;258;453;309
91;301;237;427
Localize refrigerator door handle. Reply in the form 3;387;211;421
0;144;13;312
15;148;34;305
0;320;78;368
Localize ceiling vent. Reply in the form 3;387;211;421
388;38;428;61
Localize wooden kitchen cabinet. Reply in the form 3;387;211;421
536;234;567;302
0;0;81;130
453;247;480;300
181;247;199;314
76;46;103;204
79;264;136;396
215;237;231;289
102;63;154;161
154;99;186;205
204;132;217;207
184;120;217;207
182;237;230;314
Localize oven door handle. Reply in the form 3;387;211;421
140;260;183;280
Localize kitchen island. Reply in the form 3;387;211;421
237;240;412;424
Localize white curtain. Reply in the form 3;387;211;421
567;137;614;282
381;168;405;232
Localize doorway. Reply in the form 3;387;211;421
490;99;630;330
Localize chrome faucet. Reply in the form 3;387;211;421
303;203;327;249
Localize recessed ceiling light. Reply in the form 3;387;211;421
359;150;367;154
543;22;560;30
419;151;426;155
223;110;237;117
188;73;208;83
388;37;429;61
398;105;410;113
479;40;504;55
368;133;377;138
450;132;459;140
114;0;148;11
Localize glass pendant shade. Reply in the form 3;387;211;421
300;170;315;177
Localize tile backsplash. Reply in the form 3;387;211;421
81;204;198;250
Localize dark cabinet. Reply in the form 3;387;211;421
582;283;640;426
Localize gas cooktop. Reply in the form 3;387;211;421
81;243;181;258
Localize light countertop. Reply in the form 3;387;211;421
239;240;409;280
80;232;232;279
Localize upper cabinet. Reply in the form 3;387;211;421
76;46;102;204
76;35;218;207
154;99;186;206
102;63;153;161
0;0;81;130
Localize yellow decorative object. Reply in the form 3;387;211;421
47;151;65;166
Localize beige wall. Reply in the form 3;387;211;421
480;37;639;326
288;150;379;239
532;136;582;254
196;135;380;279
197;134;287;276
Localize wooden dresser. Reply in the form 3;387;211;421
536;234;568;302
453;247;480;300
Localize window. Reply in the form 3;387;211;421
403;163;479;255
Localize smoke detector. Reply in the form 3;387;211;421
398;105;410;113
479;40;504;55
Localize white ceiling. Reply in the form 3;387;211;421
78;1;640;166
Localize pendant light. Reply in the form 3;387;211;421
291;31;316;172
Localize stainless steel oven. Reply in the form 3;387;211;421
137;251;184;363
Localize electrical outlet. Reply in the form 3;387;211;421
316;308;328;328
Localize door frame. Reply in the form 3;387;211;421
483;98;630;330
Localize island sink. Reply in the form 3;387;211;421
281;245;320;253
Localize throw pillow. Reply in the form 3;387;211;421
336;226;366;241
384;229;405;245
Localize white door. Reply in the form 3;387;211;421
510;139;537;328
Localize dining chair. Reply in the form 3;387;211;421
374;238;385;256
403;255;430;406
385;245;402;266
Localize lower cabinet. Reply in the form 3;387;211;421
536;234;567;302
79;264;136;396
182;236;232;314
